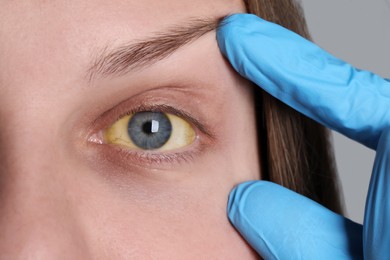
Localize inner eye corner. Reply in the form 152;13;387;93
88;131;104;144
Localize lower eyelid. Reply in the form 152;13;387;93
87;135;202;172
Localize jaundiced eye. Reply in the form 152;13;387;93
104;111;196;151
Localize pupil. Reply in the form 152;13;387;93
142;121;153;134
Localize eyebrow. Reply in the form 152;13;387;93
87;16;224;81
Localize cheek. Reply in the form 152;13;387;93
78;159;259;259
75;88;260;258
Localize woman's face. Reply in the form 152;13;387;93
0;0;260;258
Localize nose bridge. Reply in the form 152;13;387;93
0;110;62;195
0;189;90;259
0;113;89;259
0;174;77;258
0;95;66;174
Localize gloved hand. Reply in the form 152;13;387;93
217;14;390;259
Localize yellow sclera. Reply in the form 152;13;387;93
104;112;196;151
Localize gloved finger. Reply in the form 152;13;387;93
217;14;390;150
228;181;363;259
363;128;390;259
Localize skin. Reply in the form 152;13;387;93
0;0;260;259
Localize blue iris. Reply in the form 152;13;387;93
128;112;172;150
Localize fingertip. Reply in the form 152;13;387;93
227;181;362;259
227;180;260;225
216;13;264;58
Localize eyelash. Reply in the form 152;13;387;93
88;103;214;168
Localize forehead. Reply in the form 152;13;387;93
0;0;244;88
1;0;245;45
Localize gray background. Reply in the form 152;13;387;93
299;0;390;223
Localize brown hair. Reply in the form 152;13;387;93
245;0;344;213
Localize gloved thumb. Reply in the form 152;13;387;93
228;181;362;259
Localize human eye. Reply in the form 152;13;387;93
87;101;214;169
104;111;196;151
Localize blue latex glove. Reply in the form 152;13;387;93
217;14;390;259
